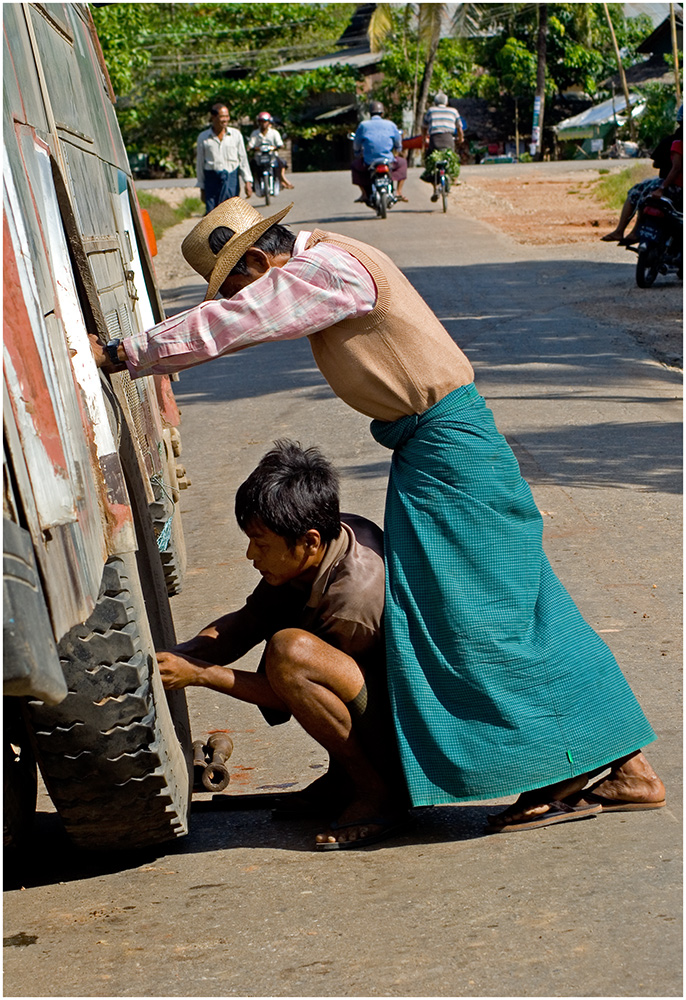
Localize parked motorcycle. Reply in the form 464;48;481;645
366;157;398;219
628;193;683;287
252;143;281;206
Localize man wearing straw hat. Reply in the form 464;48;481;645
93;197;665;846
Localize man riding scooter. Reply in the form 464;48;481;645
247;112;294;191
351;101;408;204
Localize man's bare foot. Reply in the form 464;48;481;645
488;772;591;828
600;231;624;242
583;751;665;807
315;795;408;848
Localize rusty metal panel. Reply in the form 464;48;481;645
4;129;136;636
4;162;78;530
2;5;49;132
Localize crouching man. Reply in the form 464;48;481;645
157;439;409;850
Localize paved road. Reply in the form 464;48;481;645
4;168;682;998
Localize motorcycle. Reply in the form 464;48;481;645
628;193;683;288
252;143;281;206
366;157;398;219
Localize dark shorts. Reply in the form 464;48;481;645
428;133;456;153
351;154;407;190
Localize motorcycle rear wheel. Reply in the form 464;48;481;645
378;191;388;219
441;181;448;214
636;246;661;287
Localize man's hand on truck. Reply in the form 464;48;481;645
88;333;127;372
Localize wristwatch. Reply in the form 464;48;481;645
105;337;122;366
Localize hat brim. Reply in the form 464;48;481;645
204;202;294;300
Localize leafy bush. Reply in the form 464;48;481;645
420;148;461;184
635;83;679;150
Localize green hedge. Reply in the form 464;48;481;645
420;148;461;184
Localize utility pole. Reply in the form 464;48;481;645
602;2;636;141
531;4;548;160
670;3;681;104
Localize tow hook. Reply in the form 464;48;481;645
192;732;234;792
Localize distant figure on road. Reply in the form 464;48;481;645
422;92;464;202
422;92;463;153
196;103;253;213
157;440;409;851
93;196;666;844
351;101;408;203
247;111;294;190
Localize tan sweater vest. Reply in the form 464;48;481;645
304;230;474;422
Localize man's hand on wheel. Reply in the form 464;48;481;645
157;650;206;690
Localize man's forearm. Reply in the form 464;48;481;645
157;652;287;711
173;610;260;665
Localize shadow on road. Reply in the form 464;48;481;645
163;258;681;496
4;803;493;888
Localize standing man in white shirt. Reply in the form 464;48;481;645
196;104;253;213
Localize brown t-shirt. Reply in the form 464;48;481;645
245;514;385;725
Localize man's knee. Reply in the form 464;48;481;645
264;628;314;688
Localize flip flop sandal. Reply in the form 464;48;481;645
571;782;667;813
486;798;602;833
314;814;413;851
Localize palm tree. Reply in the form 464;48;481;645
369;3;448;142
368;3;520;144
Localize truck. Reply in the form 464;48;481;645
4;2;193;852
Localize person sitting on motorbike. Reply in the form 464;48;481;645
422;93;464;203
601;106;682;245
655;109;683;205
247;112;294;190
351;101;408;203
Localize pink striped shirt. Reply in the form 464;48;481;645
124;230;378;377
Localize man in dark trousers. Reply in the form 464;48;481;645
196;103;253;212
93;196;665;842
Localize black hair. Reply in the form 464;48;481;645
235;440;341;547
207;223;296;276
210;102;228;115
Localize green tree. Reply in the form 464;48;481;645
92;2;358;175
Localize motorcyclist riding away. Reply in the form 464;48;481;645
247;112;294;190
351;101;408;203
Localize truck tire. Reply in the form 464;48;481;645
24;551;191;851
4;702;37;852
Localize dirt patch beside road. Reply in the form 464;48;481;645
454;165;652;245
455;165;682;368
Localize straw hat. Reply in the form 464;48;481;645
181;197;294;301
